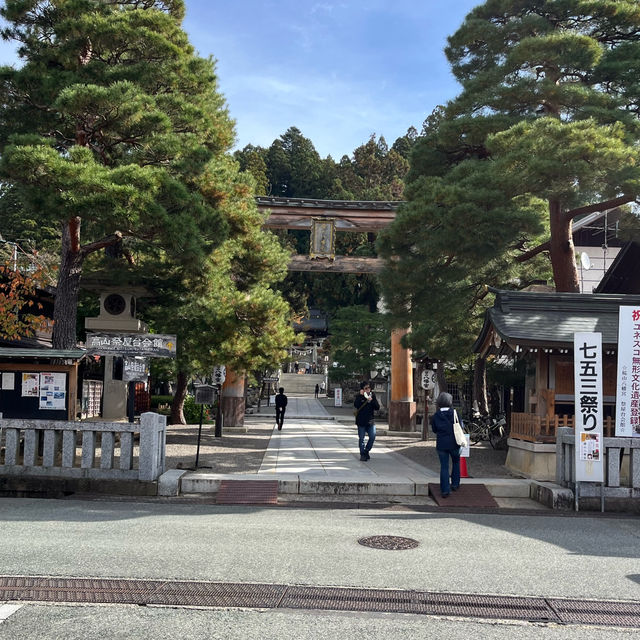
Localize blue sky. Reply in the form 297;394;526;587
0;0;482;159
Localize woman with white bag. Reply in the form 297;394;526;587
430;392;464;498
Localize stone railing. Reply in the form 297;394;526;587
556;427;640;498
0;412;166;482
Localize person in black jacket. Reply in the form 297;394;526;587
430;391;462;498
353;381;379;461
275;387;287;431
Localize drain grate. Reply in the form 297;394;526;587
149;582;286;608
1;575;638;628
358;535;419;550
281;586;415;612
216;480;278;505
548;598;640;627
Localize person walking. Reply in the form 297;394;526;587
430;392;462;498
353;381;379;461
275;387;288;431
314;383;319;398
320;380;326;395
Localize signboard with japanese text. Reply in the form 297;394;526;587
86;333;176;358
195;385;217;405
334;387;342;407
573;332;604;483
123;357;150;382
615;306;640;437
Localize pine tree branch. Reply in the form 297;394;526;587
79;232;123;258
516;195;637;263
565;195;636;220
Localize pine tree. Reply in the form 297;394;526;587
379;0;640;361
443;0;640;291
0;0;234;348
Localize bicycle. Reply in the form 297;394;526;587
467;414;508;449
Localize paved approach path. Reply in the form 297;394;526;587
259;418;436;479
179;398;532;500
255;396;334;421
182;397;446;495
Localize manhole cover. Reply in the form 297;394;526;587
358;535;419;550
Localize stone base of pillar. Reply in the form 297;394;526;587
389;401;416;432
222;396;245;428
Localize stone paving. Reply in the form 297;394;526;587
175;398;537;505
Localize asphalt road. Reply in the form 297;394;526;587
0;497;639;638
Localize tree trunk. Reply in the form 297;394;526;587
549;199;580;293
170;370;188;425
435;361;446;395
473;356;488;416
52;219;85;349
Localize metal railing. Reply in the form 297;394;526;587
0;412;166;482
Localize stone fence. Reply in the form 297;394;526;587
0;412;166;482
556;427;640;498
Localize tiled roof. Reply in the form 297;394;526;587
0;347;85;360
255;196;402;210
474;289;640;352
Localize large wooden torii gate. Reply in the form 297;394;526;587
224;196;416;430
257;196;396;274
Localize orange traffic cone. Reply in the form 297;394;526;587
460;456;469;478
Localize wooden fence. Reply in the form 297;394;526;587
510;413;615;443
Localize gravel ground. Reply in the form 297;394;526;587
165;421;273;473
377;434;518;478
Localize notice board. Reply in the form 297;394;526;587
0;364;77;420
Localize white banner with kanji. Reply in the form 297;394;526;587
615;306;640;437
573;332;603;483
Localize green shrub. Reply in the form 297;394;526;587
183;395;213;424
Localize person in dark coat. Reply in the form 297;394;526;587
314;383;319;398
353;381;380;461
275;387;288;431
430;391;462;498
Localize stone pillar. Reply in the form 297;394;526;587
102;355;127;420
222;369;246;428
389;328;416;431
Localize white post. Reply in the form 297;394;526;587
138;412;166;481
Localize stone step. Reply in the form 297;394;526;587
279;373;325;394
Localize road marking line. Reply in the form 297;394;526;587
0;604;23;622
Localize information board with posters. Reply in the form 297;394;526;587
615;306;640;437
573;332;604;483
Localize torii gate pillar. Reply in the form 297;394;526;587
222;369;246;428
389;328;416;431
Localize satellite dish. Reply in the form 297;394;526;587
580;252;592;270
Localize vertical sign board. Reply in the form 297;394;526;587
573;332;604;483
334;387;342;407
615;306;640;437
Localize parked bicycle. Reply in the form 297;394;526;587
466;413;508;450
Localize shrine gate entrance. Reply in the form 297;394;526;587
224;196;415;430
